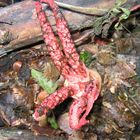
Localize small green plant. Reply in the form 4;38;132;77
112;0;131;31
31;69;58;94
48;113;59;129
31;69;59;129
80;51;91;62
92;0;131;34
80;51;94;67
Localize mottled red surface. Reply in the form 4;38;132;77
33;0;100;130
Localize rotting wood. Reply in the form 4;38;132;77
0;128;67;140
0;0;139;57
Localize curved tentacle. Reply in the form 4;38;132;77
69;97;88;130
33;87;72;121
40;0;79;60
69;80;99;130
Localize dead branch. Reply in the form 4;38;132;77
0;0;139;57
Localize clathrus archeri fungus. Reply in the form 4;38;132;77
34;0;101;130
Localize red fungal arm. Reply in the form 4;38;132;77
69;97;88;130
35;1;64;71
69;80;99;130
47;0;80;63
33;87;72;121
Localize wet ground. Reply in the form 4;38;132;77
0;0;140;140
